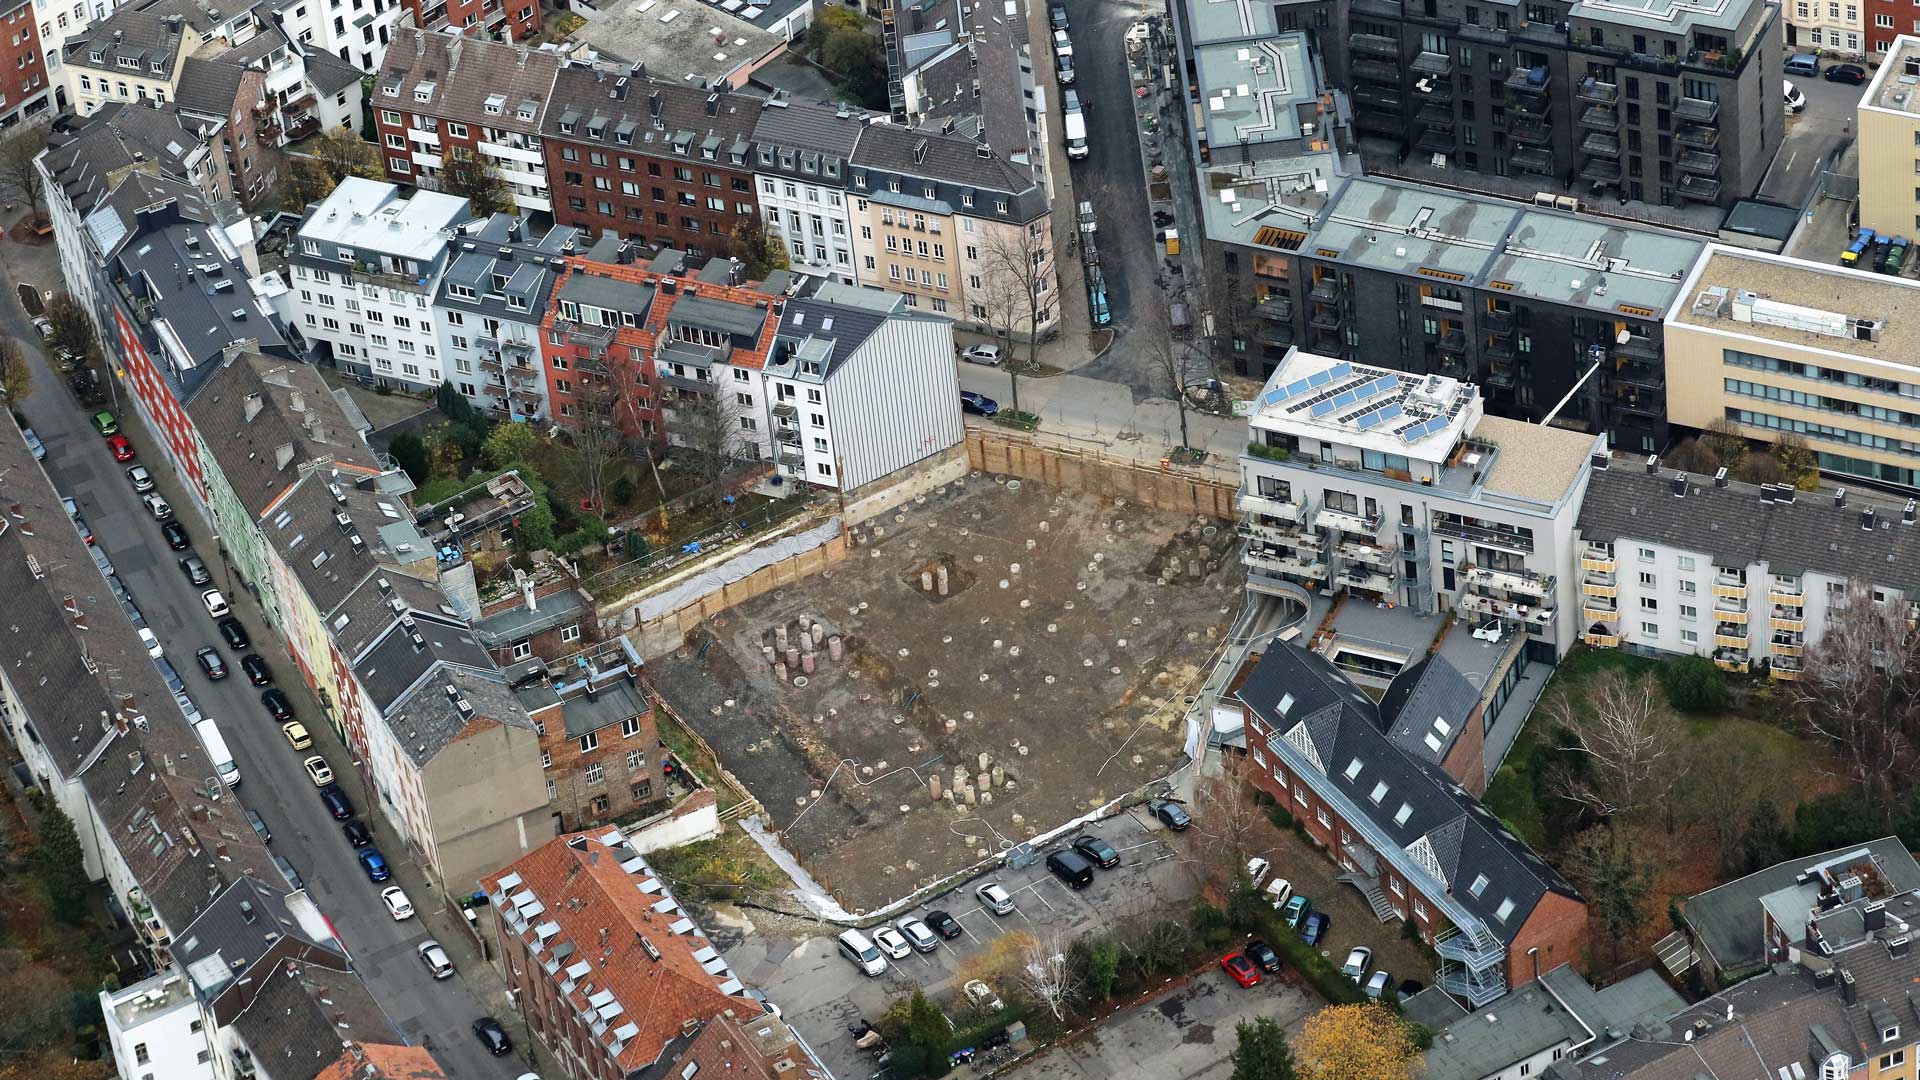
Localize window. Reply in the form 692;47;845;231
579;731;599;752
1639;571;1656;586
621;716;642;738
135;1046;150;1066
1679;604;1697;620
1638;546;1655;562
561;623;581;643
1677;556;1696;571
1641;621;1659;635
585;763;604;785
1640;597;1658;611
510;640;531;660
1680;629;1698;643
541;751;551;769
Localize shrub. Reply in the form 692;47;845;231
1660;655;1729;713
1265;805;1295;831
1191;900;1233;949
611;474;638;505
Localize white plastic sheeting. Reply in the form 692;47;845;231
634;517;843;623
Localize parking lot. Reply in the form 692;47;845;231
724;805;1202;1080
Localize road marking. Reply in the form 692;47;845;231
1024;882;1056;912
1783;150;1799;177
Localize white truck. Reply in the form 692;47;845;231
193;717;242;788
1062;89;1088;160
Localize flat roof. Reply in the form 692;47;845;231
573;0;781;85
1865;36;1920;117
1184;0;1274;46
297;177;467;261
1249;349;1484;464
1569;0;1754;33
1474;415;1601;506
1313;179;1513;282
1192;33;1315;150
1488;210;1704;317
1669;246;1920;365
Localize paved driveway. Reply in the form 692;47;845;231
1757;70;1858;208
1004;966;1320;1080
726;806;1202;1080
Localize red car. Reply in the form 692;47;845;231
1220;952;1261;988
107;434;134;462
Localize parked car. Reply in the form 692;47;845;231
1056;53;1076;84
1282;894;1310;929
1784;79;1806;113
1148;798;1192;830
180;555;211;586
107;434;134;462
1825;63;1868;84
241;654;271;685
964;979;1004;1011
246;808;272;844
1219;953;1261;988
1048;2;1066;29
1301;911;1330;946
282;721;312;750
418;940;455;979
381;885;415;920
273;854;303;890
472;1018;512;1056
219;618;250;651
32;315;51;339
90;410;118;436
871;925;912;960
202;589;230;617
343;818;372;847
138;627;162;658
319;783;354;820
959;390;999;417
1341;946;1373;981
1246;857;1270;889
975;882;1016;915
836;929;889;975
161;521;190;549
1071;834;1120;868
195;647;228;680
926;910;963;939
358;848;392;882
303;755;334;786
1263;877;1294;909
126;465;155;492
960;343;1003;365
1397;979;1427;1002
21;427;45;461
142;493;172;520
1364;970;1391;1000
896;916;939;953
1784;52;1820;77
1244;939;1282;973
1046;849;1095;889
70;514;94;546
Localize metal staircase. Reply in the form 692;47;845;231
1336;872;1401;923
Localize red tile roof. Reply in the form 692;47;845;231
314;1043;445;1080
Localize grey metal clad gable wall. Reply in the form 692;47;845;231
825;316;961;491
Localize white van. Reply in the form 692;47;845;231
193;718;241;788
1062;90;1088;160
837;929;888;976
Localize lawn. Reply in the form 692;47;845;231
655;704;748;815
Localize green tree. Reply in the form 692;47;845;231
903;990;948;1053
1741;800;1793;873
513;492;557;552
731;217;790;281
554;515;610;555
1659;655;1728;714
483;421;542;469
1076;934;1121;1000
45;295;98;367
436;380;477;424
0;338;31;405
440;147;517;217
0;127;48;226
389;431;431;483
1231;1017;1297;1080
282;129;382;209
804;5;867;58
1774;432;1820;490
610;474;638;506
1793;792;1879;856
37;804;90;924
1564;827;1654;967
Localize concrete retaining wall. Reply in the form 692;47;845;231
965;429;1237;519
621;789;721;854
842;445;970;526
622;532;850;658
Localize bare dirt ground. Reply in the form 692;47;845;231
648;473;1238;910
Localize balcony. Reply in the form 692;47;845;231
1309;306;1345;331
1713;605;1748;624
1674;95;1719;123
1713;574;1748;596
1353;58;1405;84
1677;175;1722;203
1617;394;1665;418
1577;76;1619;102
1581;547;1616;572
1614;334;1658;360
1677;148;1720;175
1413;76;1455;101
1509;146;1555;175
1770;663;1802;681
1771;639;1804;657
1353;86;1404;112
1505;67;1550;94
1507;115;1552;144
1350;31;1400;56
1254;294;1292;320
1309;278;1343;303
1614;361;1663;390
1315;506;1383;536
1244;548;1330;581
1675;124;1719;149
1714;626;1750;648
1584;602;1620;622
1411;50;1453;76
1580;132;1622;157
1769;588;1805;607
1579;105;1620;131
1433;328;1466;354
1584;631;1622;647
1771;611;1807;632
1416;100;1455;125
1239;517;1317;546
1337;540;1398;569
1356;112;1408;137
1486;337;1516;361
1340;566;1398;596
1715;656;1749;673
1465;564;1555;598
1416;126;1457;154
775;426;801;446
1579;157;1623;184
1485;360;1516;389
1583;578;1620;598
1432;517;1534;553
478;355;504;372
778;445;803;466
1238;491;1311;523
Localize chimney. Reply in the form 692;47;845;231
289;390;306;412
1671;474;1687;499
1842;968;1858;1005
1835;487;1848;508
1774;485;1796;505
649;92;663;118
243;393;264;422
274;443;296;471
1906;499;1917;525
415;30;424;56
1866;900;1889;932
1714;466;1728;489
705;92;719;116
1644;453;1658;475
1760;485;1774;505
522;575;537;611
1864;508;1877;531
1588;452;1608;471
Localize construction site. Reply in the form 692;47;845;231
646;472;1238;911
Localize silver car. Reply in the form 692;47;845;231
896;916;939;953
975;882;1016;916
417;940;455;979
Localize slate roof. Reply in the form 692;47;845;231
355;612;496;714
41;103;211;215
185;352;383;516
174;57;249;118
436;216;579;327
750;99;868;160
376;27;563;135
301;46;365;95
556;678;649;738
890;0;1030;165
482;828;762;1074
768;296;899;380
330;571;456;659
380;665;532;769
472;587;588;645
556;268;653;315
1380;655;1483;766
670;293;767;339
1577;461;1920;592
1567;965;1847;1080
110;208;289;397
174;875;343;1001
849;123;1046;223
68;8;188;78
1235;644;1578;942
544;66;757;165
1680;838;1920;975
228;962;404;1080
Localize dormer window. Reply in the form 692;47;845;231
887;179;900;192
1886;1026;1901;1043
826;159;840;177
413;81;435;102
88;48;102;61
922;184;934;198
995;199;1009;213
381;79;399;96
149;60;163;73
758;146;772;164
587;124;604;139
559;120;575;134
780;150;794;169
517;103;535;120
484;93;504;114
853;170;867;188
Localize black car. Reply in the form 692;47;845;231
925;910;963;939
179;555;211;586
1071;834;1121;868
241;654;271;685
1826;63;1869;83
1149;798;1192;831
1048;3;1067;29
195;647;228;680
273;854;303;890
246;808;272;844
319;783;355;820
1244;939;1282;973
342;819;373;847
161;520;190;550
219;618;250;651
1045;849;1095;888
261;688;293;720
472;1018;512;1056
1396;979;1427;1003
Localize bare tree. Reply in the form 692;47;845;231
1546;669;1689;825
1141;289;1203;450
0;129;46;227
44;295;97;369
1013;930;1084;1023
0;338;30;405
568;360;629;514
1791;584;1920;815
1191;755;1267;889
663;382;748;504
440;147;516;217
979;218;1058;397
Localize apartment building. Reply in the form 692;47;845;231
0;0;50;122
483;828;828;1080
1234;642;1589;1007
1202;173;1705;452
542;65;759;257
289;177;469;392
39;100;229;224
172;55;277;204
373;28;564;212
885;0;1044;177
62;6;198;113
1784;0;1863;53
1572;455;1920;681
751;98;863;284
512;637;662;830
399;0;539;46
1241;347;1600;663
1408;965;1683;1080
1662;244;1920;488
434;211;578;421
269;0;404;74
1859;39;1920;237
473;574;596;666
565;0;791;91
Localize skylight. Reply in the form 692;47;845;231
1469;873;1490;897
1277;692;1294;716
1369;781;1388;804
1393;803;1413;826
1344;758;1363;781
1495;898;1516;922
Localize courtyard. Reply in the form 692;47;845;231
648;473;1239;910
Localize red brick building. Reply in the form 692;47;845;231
474;575;598;667
542;65;760;256
507;638;662;831
403;0;540;42
0;0;48;128
483;829;828;1080
1232;644;1588;1006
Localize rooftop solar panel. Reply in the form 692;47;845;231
1310;397;1340;418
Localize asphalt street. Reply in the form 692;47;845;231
1757;68;1859;209
0;236;533;1079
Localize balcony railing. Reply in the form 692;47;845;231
1674;95;1719;123
1509;146;1555;174
1675;124;1719;149
1505;67;1550;94
1615;361;1663;390
1714;627;1750;648
1237;491;1310;522
1416;126;1458;153
1583;579;1619;598
1713;605;1748;624
1579;105;1620;130
1771;611;1807;631
1584;631;1622;647
1770;664;1801;681
1769;588;1804;607
1507;114;1552;144
1577;76;1619;102
1354;87;1404;112
1580;132;1622;157
1677;175;1722;203
1254;295;1292;320
1309;279;1343;302
1309;307;1345;331
1677;148;1721;175
1583;603;1620;621
1411;50;1453;75
1465;564;1555;597
1461;591;1556;624
1614;334;1658;360
1315;506;1383;536
1244;548;1330;580
1350;31;1400;56
1353;58;1405;84
1579;157;1623;184
1715;656;1749;673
